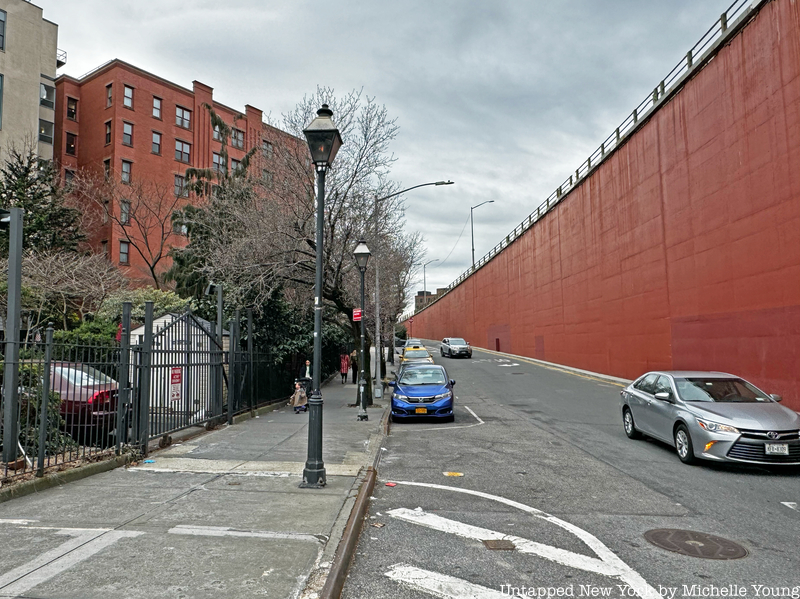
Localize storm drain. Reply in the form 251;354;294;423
644;529;748;560
483;539;516;551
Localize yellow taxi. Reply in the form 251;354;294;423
399;345;434;374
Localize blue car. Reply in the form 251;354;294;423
390;364;455;422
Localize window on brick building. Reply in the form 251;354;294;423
173;220;188;236
0;11;6;51
103;159;111;181
231;128;244;149
121;160;132;183
174;174;188;197
40;84;55;109
213;125;221;141
262;140;273;158
153;96;162;119
122;122;133;146
152;131;161;154
175;106;191;129
105;121;111;145
106;84;112;107
262;170;272;186
120;200;131;225
119;241;129;264
38;120;54;144
64;168;75;187
212;152;225;174
101;240;108;256
123;85;134;108
67;98;78;121
175;140;191;163
65;132;77;156
231;159;240;173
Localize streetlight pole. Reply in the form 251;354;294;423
423;259;439;307
470;200;495;269
300;105;343;489
371;181;453;382
354;240;371;421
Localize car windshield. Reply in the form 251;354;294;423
54;365;115;387
674;377;770;403
406;340;421;346
404;350;429;359
399;368;446;386
450;338;466;345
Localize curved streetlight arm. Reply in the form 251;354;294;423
375;180;454;205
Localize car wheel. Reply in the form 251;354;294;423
440;348;444;356
674;424;696;465
622;408;641;439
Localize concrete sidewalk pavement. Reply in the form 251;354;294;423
0;378;387;599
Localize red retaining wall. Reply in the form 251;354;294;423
408;0;800;411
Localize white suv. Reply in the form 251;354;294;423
440;337;472;358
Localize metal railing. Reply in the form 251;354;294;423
0;304;315;484
409;0;765;319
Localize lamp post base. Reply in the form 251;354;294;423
357;412;369;421
299;470;327;488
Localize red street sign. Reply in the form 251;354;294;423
353;308;362;322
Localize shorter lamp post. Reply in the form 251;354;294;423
471;200;495;269
423;259;439;307
354;240;371;421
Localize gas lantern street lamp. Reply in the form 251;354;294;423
353;240;371;421
300;104;343;489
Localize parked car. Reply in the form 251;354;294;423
398;346;434;376
404;338;423;348
620;371;800;466
440;337;472;358
50;363;125;445
390;364;455;422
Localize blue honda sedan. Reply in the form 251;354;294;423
390;364;455;422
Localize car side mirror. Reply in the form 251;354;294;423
654;391;673;402
770;394;783;402
450;379;456;387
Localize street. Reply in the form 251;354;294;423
342;345;800;598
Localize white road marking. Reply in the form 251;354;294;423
393;405;484;433
0;528;142;595
387;481;659;599
781;502;797;511
168;524;323;543
389;508;620;577
498;363;520;367
385;564;506;598
0;519;37;525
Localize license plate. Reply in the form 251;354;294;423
415;407;427;414
765;443;789;455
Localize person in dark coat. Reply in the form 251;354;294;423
349;350;358;384
299;359;312;380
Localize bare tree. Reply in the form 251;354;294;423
0;251;127;332
74;173;187;289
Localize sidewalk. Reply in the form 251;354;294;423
0;379;386;599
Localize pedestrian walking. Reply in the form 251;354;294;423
350;349;358;384
299;359;312;381
288;381;308;413
340;353;350;384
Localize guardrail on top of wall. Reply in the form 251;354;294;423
407;0;767;321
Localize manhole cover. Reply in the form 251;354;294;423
644;529;748;560
483;539;515;551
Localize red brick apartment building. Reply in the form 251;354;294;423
54;59;302;286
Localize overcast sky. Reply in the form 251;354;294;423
38;0;734;299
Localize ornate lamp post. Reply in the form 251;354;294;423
470;200;494;269
353;240;371;421
300;104;343;488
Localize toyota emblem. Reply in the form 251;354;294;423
767;431;779;439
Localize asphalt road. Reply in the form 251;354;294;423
342;344;800;599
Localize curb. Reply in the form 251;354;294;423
319;467;377;599
0;453;135;504
319;404;390;599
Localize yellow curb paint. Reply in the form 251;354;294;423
442;472;464;477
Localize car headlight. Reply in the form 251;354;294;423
434;392;452;400
393;393;408;401
696;418;740;434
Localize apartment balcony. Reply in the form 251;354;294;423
57;48;67;68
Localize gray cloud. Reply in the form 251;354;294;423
40;0;733;296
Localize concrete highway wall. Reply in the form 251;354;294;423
408;0;800;411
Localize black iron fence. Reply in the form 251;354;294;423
0;302;303;484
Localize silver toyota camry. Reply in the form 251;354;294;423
620;371;800;466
